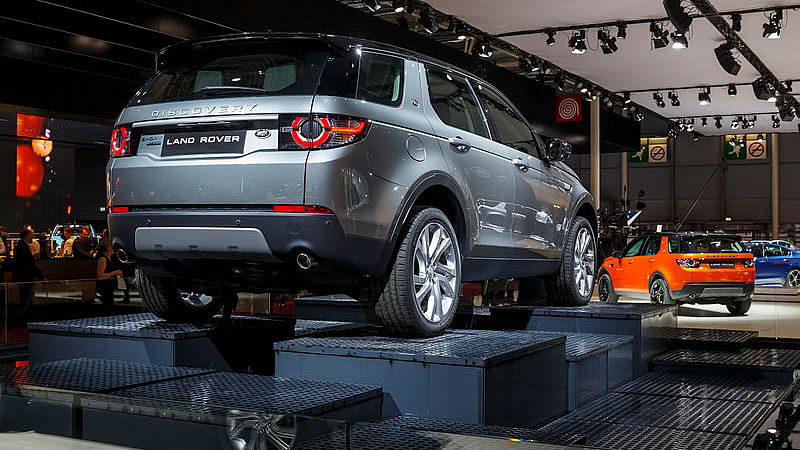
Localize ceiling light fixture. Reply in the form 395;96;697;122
364;0;381;12
418;8;438;34
668;91;680;106
701;117;708;126
623;92;631;105
773;115;781;128
714;42;740;75
728;84;737;96
617;23;627;39
763;9;783;39
650;22;670;49
545;30;556;46
477;41;493;58
598;29;618;54
698;87;711;106
671;32;688;49
392;0;407;13
731;117;740;129
653;92;666;108
569;30;587;54
714;116;723;129
731;13;742;32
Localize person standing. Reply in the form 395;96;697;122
12;228;44;320
58;227;76;258
27;227;41;260
95;238;122;306
73;226;96;259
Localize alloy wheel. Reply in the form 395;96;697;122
572;227;595;298
598;275;610;302
788;270;800;287
650;281;664;304
412;222;458;323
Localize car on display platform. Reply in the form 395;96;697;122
746;242;800;287
597;233;755;314
106;33;597;336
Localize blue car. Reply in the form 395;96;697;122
746;242;800;287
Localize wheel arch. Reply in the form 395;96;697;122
648;271;670;290
570;194;598;237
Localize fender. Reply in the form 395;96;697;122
648;271;670;290
563;192;597;242
387;171;473;251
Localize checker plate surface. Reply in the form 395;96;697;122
650;327;757;344
529;303;678;319
29;313;285;339
540;419;742;450
654;348;800;372
110;372;381;417
293;320;370;338
273;329;565;367
0;358;210;393
614;372;789;404
378;414;582;445
562;392;771;435
507;331;632;361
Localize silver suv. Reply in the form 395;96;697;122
107;33;597;336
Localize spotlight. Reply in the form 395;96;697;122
763;9;783;39
701;117;708;126
664;0;693;33
728;84;737;96
668;91;680;106
518;58;531;73
671;32;688;49
776;95;795;121
653;92;666;108
569;30;587;54
634;112;645;121
617;23;627;39
767;90;778;103
773;115;781;128
731;13;742;32
392;0;407;12
364;0;381;12
731;117;740;129
752;77;776;101
685;118;694;132
698;87;711;106
476;41;493;58
650;22;670;49
450;20;469;40
623;92;631;105
714;116;723;129
598;29;618;54
757;133;764;142
553;73;566;91
418;8;438;34
714;43;740;75
692;131;700;141
545;30;556;46
786;80;793;93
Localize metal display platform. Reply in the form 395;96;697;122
274;329;568;427
28;313;295;374
294;295;378;323
649;327;758;349
563;333;633;410
653;348;800;381
494;302;678;375
540;370;798;450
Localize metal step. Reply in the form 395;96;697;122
614;372;789;404
652;348;800;379
650;327;757;349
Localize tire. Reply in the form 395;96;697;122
374;207;461;336
597;271;618;303
785;269;800;287
136;268;227;322
727;298;752;315
649;277;674;305
545;216;596;306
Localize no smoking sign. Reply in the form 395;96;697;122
649;144;667;163
747;141;766;159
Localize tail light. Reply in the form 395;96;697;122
273;205;333;214
743;258;754;268
110;126;131;157
676;258;700;268
279;115;369;150
110;206;129;214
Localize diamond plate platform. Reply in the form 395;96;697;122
377;414;583;445
530;302;680;319
28;314;293;374
540;418;742;450
109;372;382;419
563;392;772;435
0;357;211;393
293;319;371;338
650;327;758;349
653;348;800;380
614;372;790;404
275;329;567;426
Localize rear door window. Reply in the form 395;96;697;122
425;67;489;138
357;52;404;106
643;236;662;255
472;83;538;155
749;245;764;258
131;40;330;105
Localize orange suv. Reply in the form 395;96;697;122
597;233;755;314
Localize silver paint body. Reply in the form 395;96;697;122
107;38;594;281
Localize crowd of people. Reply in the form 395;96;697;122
0;225;130;322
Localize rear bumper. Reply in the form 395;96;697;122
108;209;394;286
671;282;754;302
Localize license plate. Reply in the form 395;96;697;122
161;130;245;156
710;262;735;269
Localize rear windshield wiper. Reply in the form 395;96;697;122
196;86;266;96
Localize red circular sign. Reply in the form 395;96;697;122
747;141;765;158
649;145;665;161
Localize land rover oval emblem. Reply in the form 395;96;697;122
255;129;271;138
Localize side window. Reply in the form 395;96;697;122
357;52;404;106
425;67;489;138
472;83;537;155
750;245;763;258
668;236;680;253
764;245;782;257
643;236;662;256
622;237;646;257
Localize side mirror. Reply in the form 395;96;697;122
611;251;622;258
545;138;571;162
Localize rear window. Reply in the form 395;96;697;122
679;236;744;253
130;41;330;105
357;52;404;106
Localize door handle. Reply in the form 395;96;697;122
448;136;470;152
648;259;655;262
512;158;528;171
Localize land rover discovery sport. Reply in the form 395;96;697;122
107;33;598;336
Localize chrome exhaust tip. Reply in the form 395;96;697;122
296;252;316;270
